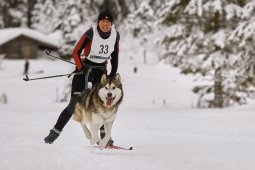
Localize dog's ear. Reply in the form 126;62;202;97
101;74;107;82
115;73;121;82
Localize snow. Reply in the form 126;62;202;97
211;30;226;49
0;57;255;170
184;0;203;17
0;28;59;47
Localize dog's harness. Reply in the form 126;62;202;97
74;64;106;95
84;64;106;89
73;64;106;96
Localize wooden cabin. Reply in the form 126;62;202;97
0;28;59;59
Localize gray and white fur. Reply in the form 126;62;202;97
73;73;123;149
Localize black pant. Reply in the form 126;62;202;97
54;65;106;131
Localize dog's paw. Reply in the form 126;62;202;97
90;141;94;145
90;139;95;145
90;138;100;145
98;140;108;149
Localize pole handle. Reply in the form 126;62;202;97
45;50;51;55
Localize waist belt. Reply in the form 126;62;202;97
90;55;111;60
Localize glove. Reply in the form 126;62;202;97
81;65;89;75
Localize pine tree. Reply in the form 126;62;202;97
31;0;60;33
0;1;5;28
226;0;255;105
125;0;159;64
1;0;28;27
159;0;255;107
27;0;37;27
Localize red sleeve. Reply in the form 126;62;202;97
72;34;87;71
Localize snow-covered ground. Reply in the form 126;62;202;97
0;58;255;170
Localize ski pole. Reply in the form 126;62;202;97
45;50;75;65
23;71;82;81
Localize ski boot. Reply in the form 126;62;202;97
44;128;61;144
107;138;114;146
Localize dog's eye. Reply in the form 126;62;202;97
105;87;108;90
112;87;116;90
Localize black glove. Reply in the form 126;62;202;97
81;65;89;75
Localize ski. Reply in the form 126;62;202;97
94;145;133;150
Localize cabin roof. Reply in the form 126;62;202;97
0;28;59;48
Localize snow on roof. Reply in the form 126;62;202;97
0;28;59;47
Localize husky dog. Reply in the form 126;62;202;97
73;73;123;149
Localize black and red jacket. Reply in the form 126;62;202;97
72;25;120;77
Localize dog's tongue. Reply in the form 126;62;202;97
107;97;113;106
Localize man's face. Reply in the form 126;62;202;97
98;19;112;32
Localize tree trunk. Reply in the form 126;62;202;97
143;49;147;64
214;67;223;108
27;0;37;28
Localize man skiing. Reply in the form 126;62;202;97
44;9;120;146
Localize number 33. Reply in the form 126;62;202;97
99;45;108;54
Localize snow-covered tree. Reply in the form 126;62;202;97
225;0;255;105
27;0;37;27
57;0;83;57
1;0;28;27
159;0;255;107
0;1;5;28
124;0;161;64
31;0;60;33
128;1;156;42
